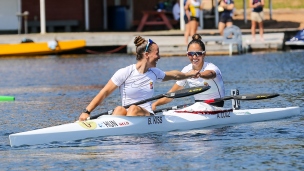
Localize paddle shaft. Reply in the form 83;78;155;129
154;103;193;113
154;93;280;113
89;86;210;119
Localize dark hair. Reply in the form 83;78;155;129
134;36;148;60
187;34;206;51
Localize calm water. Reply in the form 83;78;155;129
0;51;303;170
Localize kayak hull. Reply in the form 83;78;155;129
9;106;300;147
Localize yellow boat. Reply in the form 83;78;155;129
0;39;86;56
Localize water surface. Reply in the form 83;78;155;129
0;51;303;170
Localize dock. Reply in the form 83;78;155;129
0;28;299;56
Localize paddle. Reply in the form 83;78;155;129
153;93;279;113
153;103;194;113
89;85;211;120
196;93;280;104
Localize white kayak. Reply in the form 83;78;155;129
9;102;300;147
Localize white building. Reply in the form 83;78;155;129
0;0;21;32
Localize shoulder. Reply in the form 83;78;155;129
113;64;134;77
149;67;165;74
111;64;135;86
149;67;166;79
205;62;220;70
184;63;193;69
205;62;216;66
117;64;134;72
181;64;193;72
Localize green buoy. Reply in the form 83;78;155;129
0;96;15;101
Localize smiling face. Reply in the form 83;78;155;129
187;43;205;70
146;43;160;68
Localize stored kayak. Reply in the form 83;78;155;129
0;39;85;56
9;102;300;147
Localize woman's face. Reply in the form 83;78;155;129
187;43;205;70
146;43;160;68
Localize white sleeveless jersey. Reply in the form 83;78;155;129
111;64;165;113
176;62;225;100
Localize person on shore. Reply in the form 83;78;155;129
250;0;265;42
172;0;181;28
183;0;190;44
155;0;166;12
78;36;200;121
184;0;204;44
218;0;235;36
152;34;225;110
172;0;180;21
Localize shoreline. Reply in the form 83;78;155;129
0;7;303;56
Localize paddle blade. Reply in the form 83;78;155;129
234;93;280;100
163;86;211;98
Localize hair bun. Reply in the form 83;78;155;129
192;34;202;41
134;36;146;47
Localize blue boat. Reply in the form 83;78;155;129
285;29;304;48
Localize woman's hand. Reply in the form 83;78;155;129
79;113;90;121
220;1;226;7
199;70;216;79
255;2;261;7
188;70;200;78
152;102;157;111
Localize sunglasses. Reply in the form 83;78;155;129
145;39;155;52
187;51;205;56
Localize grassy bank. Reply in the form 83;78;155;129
234;0;304;10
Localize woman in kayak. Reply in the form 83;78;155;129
79;36;200;121
152;33;225;110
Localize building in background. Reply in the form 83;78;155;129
0;0;188;33
0;0;20;33
0;0;263;33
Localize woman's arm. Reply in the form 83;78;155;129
184;0;190;19
226;3;234;10
184;0;190;11
200;70;216;79
163;69;199;81
260;0;265;7
221;1;234;10
78;80;118;121
200;0;204;10
152;84;183;110
249;0;264;8
249;0;254;8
